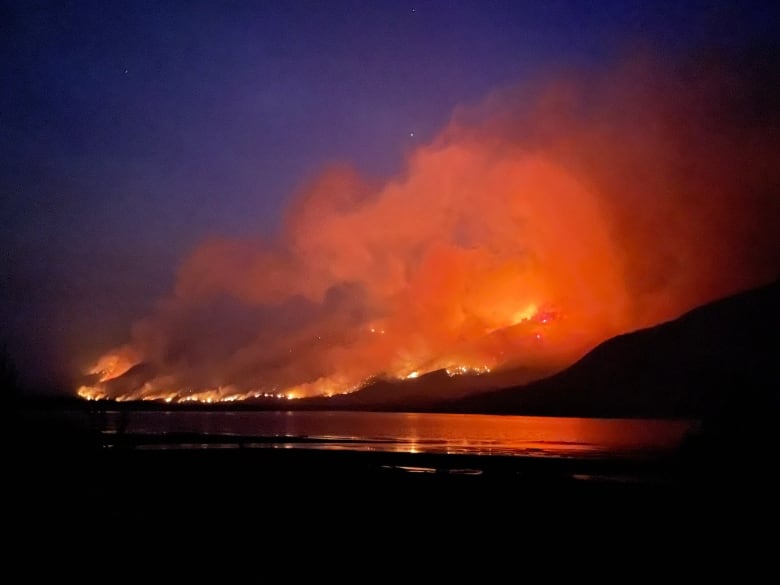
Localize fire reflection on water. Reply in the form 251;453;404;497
83;410;695;458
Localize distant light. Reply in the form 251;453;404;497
409;132;415;137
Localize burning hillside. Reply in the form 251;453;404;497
79;54;780;403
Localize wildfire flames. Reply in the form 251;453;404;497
78;55;780;403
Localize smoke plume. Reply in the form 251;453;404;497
80;50;780;402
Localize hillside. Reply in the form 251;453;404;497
441;279;780;418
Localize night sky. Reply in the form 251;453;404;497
1;1;778;392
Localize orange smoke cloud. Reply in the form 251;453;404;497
79;52;780;402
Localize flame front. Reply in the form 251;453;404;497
78;56;780;403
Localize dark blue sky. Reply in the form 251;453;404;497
1;0;777;388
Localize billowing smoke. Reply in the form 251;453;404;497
80;51;780;402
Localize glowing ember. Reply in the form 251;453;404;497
445;365;491;377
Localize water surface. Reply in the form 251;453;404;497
85;410;696;458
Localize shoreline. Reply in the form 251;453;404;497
6;404;778;533
6;423;779;539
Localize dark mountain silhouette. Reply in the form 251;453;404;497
439;278;780;418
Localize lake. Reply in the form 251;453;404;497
75;409;696;459
12;409;707;522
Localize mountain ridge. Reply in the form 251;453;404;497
436;278;780;417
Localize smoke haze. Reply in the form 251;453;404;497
82;51;780;401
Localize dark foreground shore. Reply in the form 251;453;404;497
7;423;778;542
3;400;778;554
